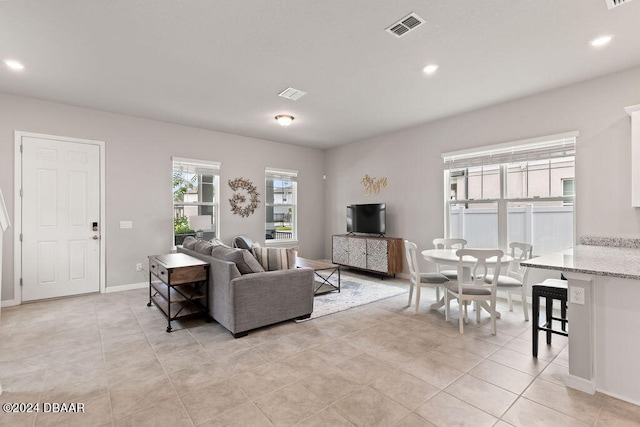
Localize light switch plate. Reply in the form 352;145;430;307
120;220;133;229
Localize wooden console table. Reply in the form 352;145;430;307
147;253;211;332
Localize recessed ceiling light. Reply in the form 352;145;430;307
423;64;439;75
3;59;25;71
590;35;613;48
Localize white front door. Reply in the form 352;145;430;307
21;134;101;301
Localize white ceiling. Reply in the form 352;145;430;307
1;0;639;149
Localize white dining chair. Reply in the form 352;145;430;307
484;242;532;321
445;248;504;335
432;238;467;280
404;240;449;314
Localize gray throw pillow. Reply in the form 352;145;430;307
212;246;265;274
211;246;236;259
194;240;214;255
210;238;231;248
182;236;198;250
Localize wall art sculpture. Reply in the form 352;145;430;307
228;177;260;217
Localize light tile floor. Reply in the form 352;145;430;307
1;271;640;426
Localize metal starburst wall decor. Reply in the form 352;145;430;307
228;177;260;217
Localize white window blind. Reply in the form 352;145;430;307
442;132;577;170
173;157;221;175
265;167;298;181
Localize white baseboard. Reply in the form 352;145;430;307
596;388;640;407
565;374;596;395
1;298;20;308
1;283;146;307
105;282;147;293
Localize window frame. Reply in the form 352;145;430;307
265;167;298;244
172;157;221;246
442;132;577;254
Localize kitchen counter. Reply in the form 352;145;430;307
521;245;640;280
522;242;640;405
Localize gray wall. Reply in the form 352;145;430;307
325;66;640;272
2;65;639;301
0;93;326;301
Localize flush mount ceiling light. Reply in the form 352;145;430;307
590;35;613;47
3;59;25;71
275;114;294;126
423;64;439;75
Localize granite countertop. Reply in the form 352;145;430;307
521;245;640;280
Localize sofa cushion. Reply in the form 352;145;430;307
212;246;265;274
182;236;198;250
211;238;231;248
252;246;298;271
194;240;214;255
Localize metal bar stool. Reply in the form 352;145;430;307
532;278;568;357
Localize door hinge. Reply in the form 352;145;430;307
20;278;23;287
20;233;23;241
20;144;23;153
20;188;23;197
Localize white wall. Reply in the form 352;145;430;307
0;93;326;301
325;66;640;272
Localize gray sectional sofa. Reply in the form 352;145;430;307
177;237;314;337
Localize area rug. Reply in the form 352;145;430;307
296;274;408;322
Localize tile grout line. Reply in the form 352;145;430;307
97;302;117;427
130;301;197;427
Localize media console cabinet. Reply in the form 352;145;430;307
332;234;403;276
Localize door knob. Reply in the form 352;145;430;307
92;235;100;240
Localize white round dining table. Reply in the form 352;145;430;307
420;248;513;313
421;248;513;276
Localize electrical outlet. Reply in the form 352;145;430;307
136;262;143;271
570;286;585;305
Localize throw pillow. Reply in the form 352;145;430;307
194;240;214;255
182;236;198;250
212;246;265;274
210;238;231;248
233;235;254;249
252;246;298;271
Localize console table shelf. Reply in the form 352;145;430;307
147;253;211;332
150;280;206;303
332;234;403;276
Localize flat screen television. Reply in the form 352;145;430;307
347;203;386;235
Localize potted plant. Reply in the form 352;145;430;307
174;215;195;245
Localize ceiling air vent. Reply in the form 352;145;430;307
606;0;634;9
386;12;424;38
278;87;307;101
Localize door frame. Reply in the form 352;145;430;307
13;131;106;303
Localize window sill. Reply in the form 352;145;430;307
264;239;299;247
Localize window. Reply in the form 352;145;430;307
443;132;576;255
265;168;297;242
172;157;220;246
562;178;575;205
